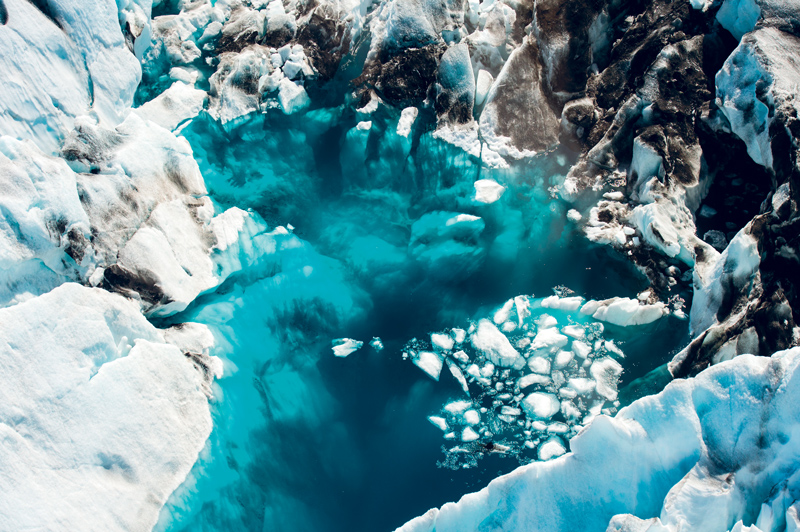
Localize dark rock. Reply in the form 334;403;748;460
480;40;561;154
103;264;167;306
374;44;445;105
533;0;608;106
295;5;350;82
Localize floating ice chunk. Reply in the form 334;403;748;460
528;356;551;374
428;416;448;431
590;357;624;401
432;332;455;351
559;387;578;399
332;338;363;357
554;350;574;368
451;328;467;344
397;107;419;137
572;340;592;359
444;432;456;440
501;406;522;416
453;350;470;364
531;328;569;353
562;325;585;339
604;340;625;358
464;410;481;425
538;436;567;460
584;297;667;326
447;360;470;395
278;78;310;114
480;363;496;378
356;120;372;131
472;319;525;368
547;422;570;434
518;373;551;389
531;421;548;432
561;400;581;422
493;299;514;324
473;179;506;204
501;321;517;332
462;427;480;442
466;364;482;380
541;295;584;311
568;378;596;395
413;351;444;380
536;314;559;329
445;400;473;415
522;392;561;419
370;337;384;352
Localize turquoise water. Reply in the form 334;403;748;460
154;102;688;531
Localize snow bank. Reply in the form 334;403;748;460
398;348;800;532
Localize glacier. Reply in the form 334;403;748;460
0;0;799;530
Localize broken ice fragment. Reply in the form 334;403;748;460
413;351;444;380
461;427;480;442
444;400;472;415
446;360;470;395
522;392;561;419
568;378;596;395
463;410;481;425
431;332;455;351
451;328;467;344
428;416;448;431
472;319;525;369
538;436;566;460
332;338;363;357
528;356;551;374
554;350;574;368
590;357;624;401
452;350;470;364
370;337;384;351
541;295;584;311
531;328;569;353
562;325;585;339
473;179;506;204
572;340;592;359
518;373;551;389
493;299;515;324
